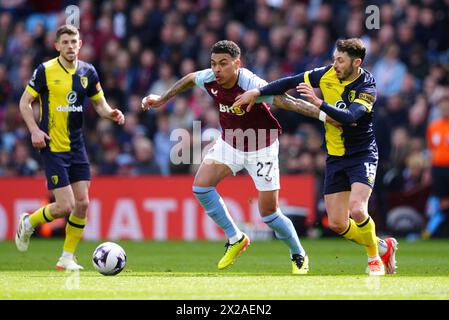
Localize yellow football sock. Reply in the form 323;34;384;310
29;205;54;227
340;217;379;258
339;218;363;244
63;214;86;254
356;216;379;258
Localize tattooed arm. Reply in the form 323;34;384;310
273;94;342;127
141;73;196;110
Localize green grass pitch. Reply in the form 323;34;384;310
1;238;449;299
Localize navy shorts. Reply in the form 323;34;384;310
41;149;91;190
431;166;449;198
324;154;378;195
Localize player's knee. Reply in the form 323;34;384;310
260;205;278;217
75;198;89;213
328;219;347;234
54;201;75;217
349;200;367;220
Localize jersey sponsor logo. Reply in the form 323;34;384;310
219;103;246;116
66;91;78;104
56;91;83;112
359;92;375;104
335;100;347;110
80;76;88;89
56;105;83;112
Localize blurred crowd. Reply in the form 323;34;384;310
0;0;449;234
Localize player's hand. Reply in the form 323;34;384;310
31;128;51;149
110;109;125;125
141;94;164;111
232;88;260;112
326;115;357;130
296;83;322;107
326;116;341;128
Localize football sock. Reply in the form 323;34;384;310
229;233;243;244
339;218;362;243
367;255;381;262
193;186;242;240
63;214;86;254
340;217;379;257
356;216;379;258
29;205;54;228
262;209;305;256
62;251;74;259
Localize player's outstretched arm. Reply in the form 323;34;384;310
141;72;196;111
91;96;125;125
233;73;306;112
297;83;364;125
273;94;342;127
19;90;51;148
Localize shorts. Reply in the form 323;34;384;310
203;137;280;191
431;166;449;198
324;153;378;195
41;149;91;190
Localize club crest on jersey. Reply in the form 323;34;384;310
51;175;59;185
219;103;246;116
348;90;356;102
80;76;88;89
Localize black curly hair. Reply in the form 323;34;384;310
211;40;241;59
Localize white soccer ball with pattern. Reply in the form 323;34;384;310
92;242;126;276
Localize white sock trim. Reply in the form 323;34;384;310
368;255;381;262
62;251;74;259
229;231;243;244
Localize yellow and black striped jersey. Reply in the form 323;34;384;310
26;57;104;152
303;65;377;157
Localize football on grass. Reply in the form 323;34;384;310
92;242;126;276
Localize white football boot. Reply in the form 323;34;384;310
15;213;34;252
56;256;84;271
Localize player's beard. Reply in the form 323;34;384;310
339;65;354;81
61;51;77;64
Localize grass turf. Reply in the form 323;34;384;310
1;238;449;299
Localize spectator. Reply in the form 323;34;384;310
372;44;407;97
131;136;161;175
